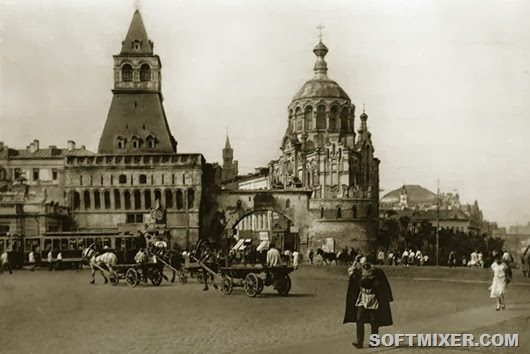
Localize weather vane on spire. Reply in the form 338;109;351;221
363;103;366;114
317;24;325;41
134;0;141;11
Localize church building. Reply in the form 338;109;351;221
267;38;380;251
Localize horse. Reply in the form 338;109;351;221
316;248;338;265
155;248;184;283
82;244;117;285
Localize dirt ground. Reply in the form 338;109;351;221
1;265;529;354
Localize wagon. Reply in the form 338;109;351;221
218;264;294;297
108;263;164;287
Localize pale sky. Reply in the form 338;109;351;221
1;0;529;227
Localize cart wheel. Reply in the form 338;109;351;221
109;272;119;286
221;276;233;295
126;268;139;287
150;267;163;286
178;271;188;284
275;274;291;296
244;273;259;298
257;277;264;294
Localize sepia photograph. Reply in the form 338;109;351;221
1;0;529;353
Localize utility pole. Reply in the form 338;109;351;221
436;179;440;266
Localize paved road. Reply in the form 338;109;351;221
1;266;529;353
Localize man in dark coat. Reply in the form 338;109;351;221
344;259;393;348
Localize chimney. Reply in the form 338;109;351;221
0;141;4;150
49;145;58;155
67;140;76;151
28;142;36;153
33;139;39;150
81;145;86;150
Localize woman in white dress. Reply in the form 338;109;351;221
489;254;512;310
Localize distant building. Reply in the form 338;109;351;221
0;140;93;204
0;181;69;240
221;135;238;182
380;184;486;234
509;222;530;235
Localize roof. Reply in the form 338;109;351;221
292;78;350;101
384;208;470;222
120;10;153;55
0;147;94;160
98;93;177;154
224;135;232;150
381;185;437;204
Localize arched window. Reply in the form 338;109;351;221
134;190;141;210
176;189;183;209
304;106;313;131
94;190;101;209
113;190;120;209
340;107;349;130
140;64;151;82
122;64;133;82
154;189;161;206
187;189;195;209
124;190;131;210
295;107;302;131
337;206;342;219
146;135;157;149
119;174;127;184
103;191;110;209
316;105;326;129
117;136;126;149
144;190;152;209
329;106;338;130
132;136;141;149
165;189;173;208
73;191;81;210
83;190;91;209
320;207;325;218
352;205;357;218
286;199;290;208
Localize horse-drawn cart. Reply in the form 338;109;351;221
108;263;163;287
219;264;293;297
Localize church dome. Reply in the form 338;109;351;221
293;78;350;101
291;40;350;102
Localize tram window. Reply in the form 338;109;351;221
52;239;60;250
78;239;86;249
104;238;111;248
69;238;77;250
125;238;132;249
95;238;102;246
0;240;4;251
61;239;68;250
44;239;52;251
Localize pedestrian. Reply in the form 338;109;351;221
47;248;54;271
344;258;393;349
415;250;423;266
292;250;299;270
377;250;385;265
308;249;314;264
267;243;282;267
489;253;511;310
29;248;36;271
56;249;63;270
408;249;416;266
387;251;394;266
402;249;409;266
0;249;13;274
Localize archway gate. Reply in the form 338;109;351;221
216;189;313;251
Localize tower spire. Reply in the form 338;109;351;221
121;8;152;54
313;25;328;79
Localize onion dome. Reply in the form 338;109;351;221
292;40;350;101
